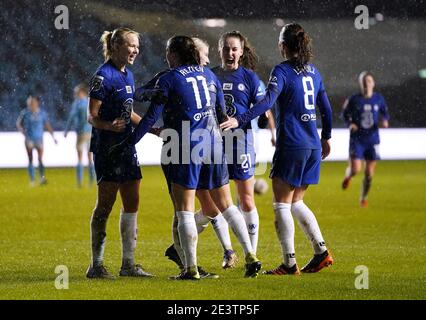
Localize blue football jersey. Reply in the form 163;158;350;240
343;93;389;145
65;97;91;134
212;66;265;129
18;108;48;141
236;61;332;150
89;60;136;153
132;65;225;149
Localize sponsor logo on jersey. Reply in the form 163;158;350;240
256;85;265;97
268;76;278;86
374;104;379;111
208;81;217;93
224;94;236;116
364;104;372;111
301;113;316;122
193;109;213;121
238;83;245;91
223;83;233;90
90;75;104;92
126;86;132;93
121;98;133;124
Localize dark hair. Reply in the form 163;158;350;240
100;27;139;62
167;36;200;66
279;23;313;70
74;83;88;94
27;94;40;103
218;30;259;70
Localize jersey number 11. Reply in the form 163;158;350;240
186;76;212;109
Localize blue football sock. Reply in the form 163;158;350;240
28;164;35;182
77;163;83;186
88;163;95;185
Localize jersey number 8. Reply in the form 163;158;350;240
302;76;315;110
186;76;212;109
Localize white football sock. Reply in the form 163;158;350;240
177;211;198;269
120;211;137;266
222;205;253;256
194;209;211;234
172;213;185;266
242;208;259;254
90;213;108;267
291;200;327;255
211;213;233;251
273;202;296;267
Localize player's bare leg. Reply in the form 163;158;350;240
342;158;361;189
119;179;153;277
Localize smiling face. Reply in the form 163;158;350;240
220;36;243;71
114;32;140;66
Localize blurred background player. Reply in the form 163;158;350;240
127;35;261;279
86;27;153;279
220;23;334;275
64;83;95;187
341;71;390;207
16;94;57;185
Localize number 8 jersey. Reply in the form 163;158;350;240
237;61;332;151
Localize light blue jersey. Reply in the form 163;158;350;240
17;108;48;142
65;97;91;134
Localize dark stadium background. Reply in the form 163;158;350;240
1;0;425;131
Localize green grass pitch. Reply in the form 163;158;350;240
0;161;425;300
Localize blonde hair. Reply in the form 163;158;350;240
100;27;139;61
192;37;209;52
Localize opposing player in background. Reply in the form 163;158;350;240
221;23;334;275
64;83;95;187
86;27;153;279
16;94;57;185
127;35;261;279
341;71;390;207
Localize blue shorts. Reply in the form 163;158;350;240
93;147;142;184
227;149;255;181
270;148;321;187
165;162;229;190
25;138;43;150
349;140;380;161
225;135;255;181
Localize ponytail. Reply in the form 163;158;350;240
279;23;313;71
100;27;140;62
167;36;200;66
